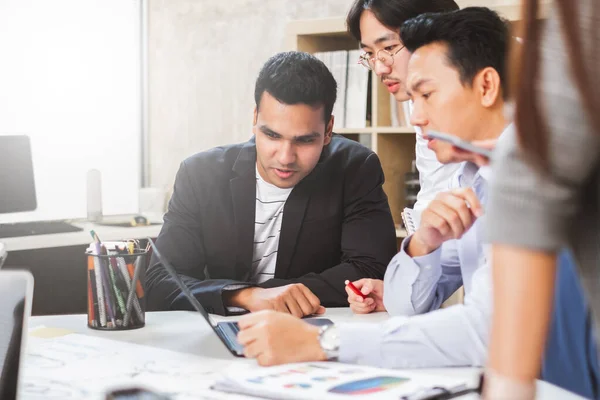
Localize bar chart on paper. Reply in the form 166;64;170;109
22;334;232;400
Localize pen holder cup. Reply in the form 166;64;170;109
86;249;148;330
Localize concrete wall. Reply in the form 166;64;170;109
148;0;356;189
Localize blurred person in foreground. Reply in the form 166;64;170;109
482;0;600;398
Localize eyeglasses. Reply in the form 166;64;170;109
358;45;405;70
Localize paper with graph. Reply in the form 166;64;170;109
212;362;467;400
21;333;238;400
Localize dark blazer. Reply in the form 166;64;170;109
146;134;397;315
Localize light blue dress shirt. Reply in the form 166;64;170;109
338;158;495;369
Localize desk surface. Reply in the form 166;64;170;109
2;216;164;252
29;309;392;361
24;308;583;400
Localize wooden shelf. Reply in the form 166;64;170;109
286;17;348;37
376;127;415;134
378;134;416;225
286;18;358;53
336;128;374;134
396;227;407;238
336;126;415;135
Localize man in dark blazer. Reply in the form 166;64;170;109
146;51;397;316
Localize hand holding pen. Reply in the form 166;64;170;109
344;279;386;314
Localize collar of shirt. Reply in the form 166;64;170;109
255;165;294;195
452;123;514;190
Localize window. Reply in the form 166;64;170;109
0;0;142;223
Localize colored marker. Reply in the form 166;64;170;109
345;280;367;299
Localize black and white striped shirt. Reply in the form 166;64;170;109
251;168;292;283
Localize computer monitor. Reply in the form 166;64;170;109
0;136;37;214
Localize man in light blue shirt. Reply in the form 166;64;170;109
236;7;511;368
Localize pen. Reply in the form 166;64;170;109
117;256;144;324
87;256;96;327
90;230;117;328
91;254;107;327
345;280;366;299
124;257;144;327
99;244;118;327
107;250;127;317
126;241;144;298
401;384;477;400
401;375;484;400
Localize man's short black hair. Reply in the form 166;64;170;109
254;51;337;123
346;0;459;42
401;7;510;98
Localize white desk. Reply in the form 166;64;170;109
23;309;583;399
28;309;392;361
3;216;164;252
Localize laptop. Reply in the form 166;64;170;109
0;270;34;400
148;239;333;357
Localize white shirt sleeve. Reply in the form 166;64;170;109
339;262;492;368
383;235;462;316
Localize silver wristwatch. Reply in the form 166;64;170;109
318;324;340;361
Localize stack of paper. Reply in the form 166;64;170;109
314;50;371;130
390;98;412;128
345;50;369;129
22;334;236;400
314;51;349;130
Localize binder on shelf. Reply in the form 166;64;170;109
316;50;349;129
403;101;412;125
345;49;369;129
390;96;412;127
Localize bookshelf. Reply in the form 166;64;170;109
286;0;550;239
287;16;418;236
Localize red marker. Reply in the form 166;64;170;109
345;280;367;299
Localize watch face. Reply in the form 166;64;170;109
320;325;339;351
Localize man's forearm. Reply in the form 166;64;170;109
487;245;556;385
223;286;258;309
259;276;346;307
146;266;252;315
406;232;439;258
